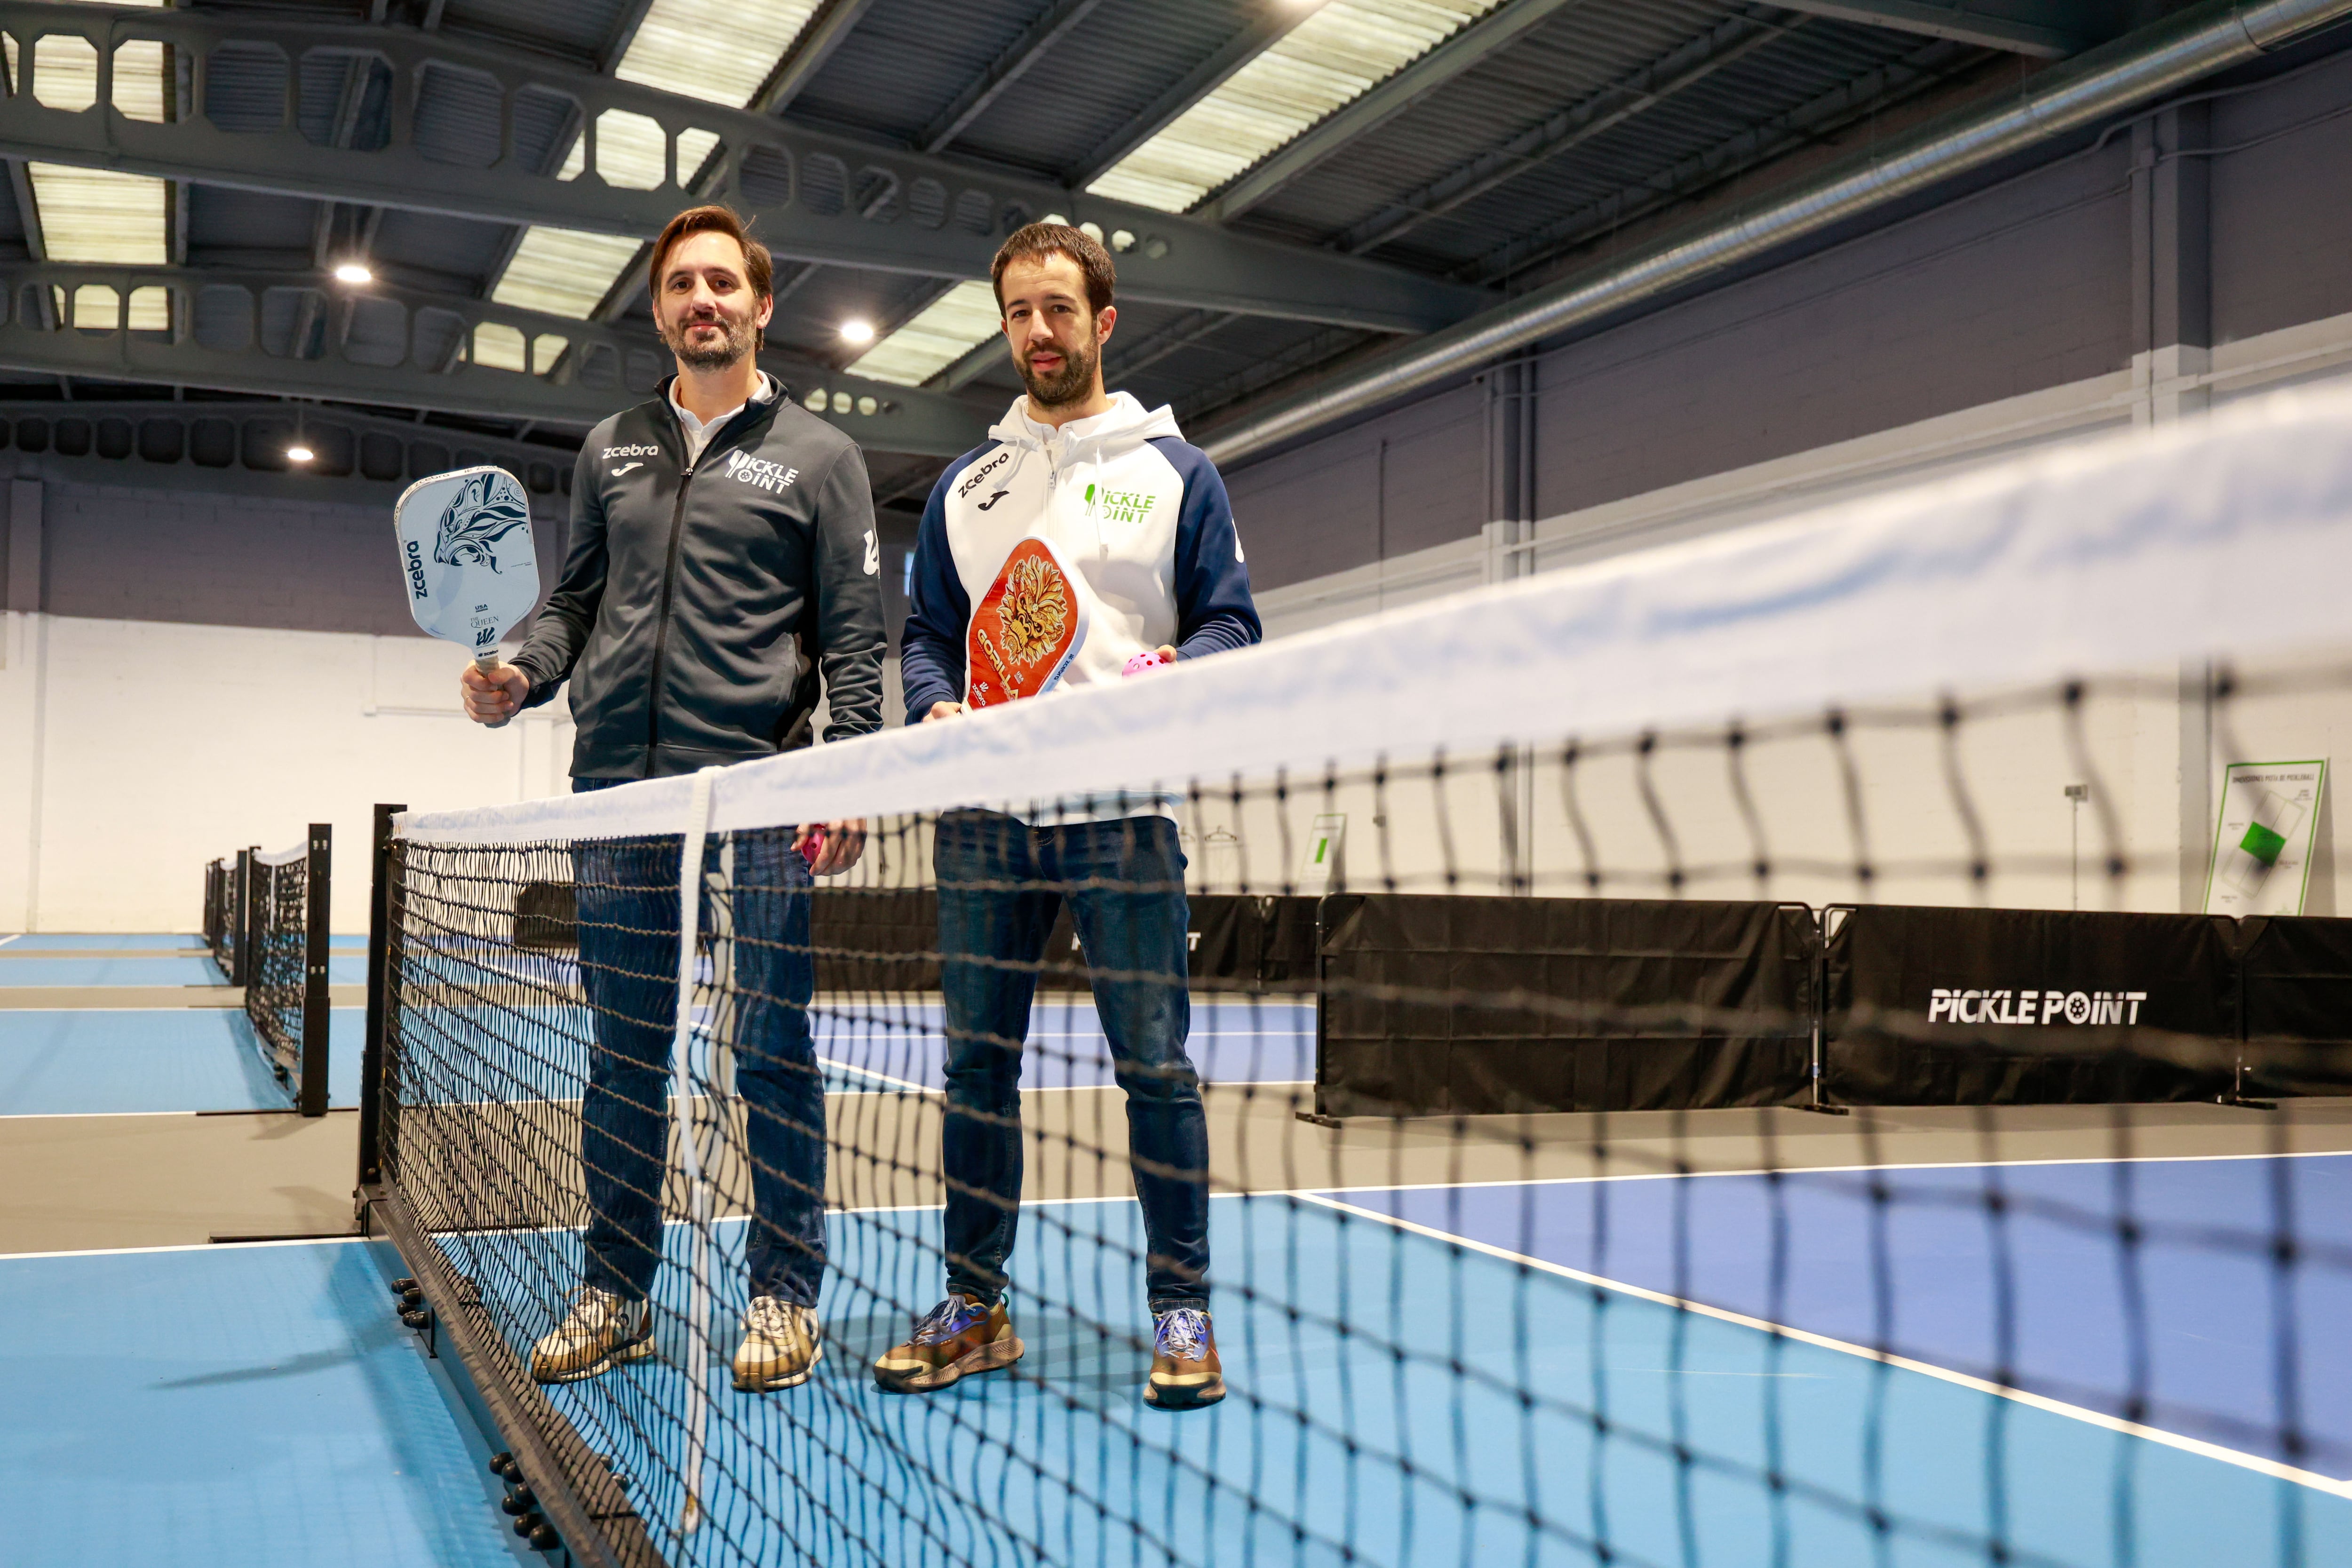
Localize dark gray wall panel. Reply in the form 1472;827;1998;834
38;478;565;637
2210;50;2352;346
1225;383;1485;593
1530;146;2134;520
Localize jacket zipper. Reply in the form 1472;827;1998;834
644;457;696;759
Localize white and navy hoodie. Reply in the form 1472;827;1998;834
901;392;1262;729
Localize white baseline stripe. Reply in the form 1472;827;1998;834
1295;1190;2352;1498
401;385;2352;844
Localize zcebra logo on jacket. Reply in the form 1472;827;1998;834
601;443;659;460
723;447;800;494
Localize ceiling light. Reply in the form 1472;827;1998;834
286;445;314;464
332;262;372;285
840;319;874;344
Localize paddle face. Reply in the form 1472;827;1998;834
395;466;539;660
966;536;1088;711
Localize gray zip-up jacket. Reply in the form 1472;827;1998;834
512;378;886;780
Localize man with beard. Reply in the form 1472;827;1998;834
459;204;882;1395
881;223;1261;1411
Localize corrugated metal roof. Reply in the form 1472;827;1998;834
494;0;824;320
1088;0;1506;213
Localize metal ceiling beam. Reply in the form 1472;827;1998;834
0;397;580;512
1201;0;2352;466
749;0;881;115
1335;9;1796;256
1764;0;2087;57
0;263;992;454
918;0;1108;154
0;3;1488;334
1064;2;1321;190
1195;0;1595;226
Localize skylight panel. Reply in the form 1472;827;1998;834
1088;0;1502;214
615;0;823;107
848;280;1003;387
491;228;647;320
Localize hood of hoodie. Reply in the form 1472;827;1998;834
989;391;1182;466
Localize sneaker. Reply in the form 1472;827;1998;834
872;1293;1024;1393
529;1286;653;1385
733;1297;823;1392
1144;1306;1224;1410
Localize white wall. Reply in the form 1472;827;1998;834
0;613;572;933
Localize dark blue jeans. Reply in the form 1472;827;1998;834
935;810;1208;1313
570;777;826;1309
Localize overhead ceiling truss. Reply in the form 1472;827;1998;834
0;261;993;453
0;2;1490;334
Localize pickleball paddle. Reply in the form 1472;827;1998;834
395;465;539;724
966;536;1089;711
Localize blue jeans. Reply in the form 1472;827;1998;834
935;810;1208;1313
570;777;826;1308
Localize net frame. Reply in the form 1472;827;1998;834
358;388;2352;1568
246;824;332;1117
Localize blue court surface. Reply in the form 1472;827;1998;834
0;1008;365;1114
16;1152;2346;1566
0;955;228;986
1;1239;536;1567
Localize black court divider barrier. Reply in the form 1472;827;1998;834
1820;905;2239;1105
1311;895;1819;1118
504;881;1320;995
2239;915;2352;1098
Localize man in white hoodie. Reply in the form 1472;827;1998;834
881;223;1261;1411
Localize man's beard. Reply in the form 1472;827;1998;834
662;310;756;372
1017;327;1100;409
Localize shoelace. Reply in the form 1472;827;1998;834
911;1295;986;1345
746;1298;802;1338
563;1287;628;1335
1155;1308;1210;1362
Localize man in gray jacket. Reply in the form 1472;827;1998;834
461;204;883;1394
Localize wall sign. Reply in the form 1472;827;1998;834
2204;760;2327;917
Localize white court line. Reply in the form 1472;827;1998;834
1294;1189;2352;1499
0;936;18;948
1273;1142;2352;1199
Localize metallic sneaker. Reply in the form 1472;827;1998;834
1144;1307;1224;1410
529;1286;654;1385
872;1293;1024;1393
732;1297;823;1392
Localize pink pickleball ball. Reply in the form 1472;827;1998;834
1123;651;1171;677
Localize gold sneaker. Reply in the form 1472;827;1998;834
529;1286;654;1385
872;1294;1024;1393
1144;1307;1224;1410
732;1297;823;1392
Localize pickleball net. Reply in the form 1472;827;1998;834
246;826;331;1116
364;387;2352;1568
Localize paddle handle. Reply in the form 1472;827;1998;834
474;648;513;728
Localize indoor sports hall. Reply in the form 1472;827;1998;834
9;2;2352;1566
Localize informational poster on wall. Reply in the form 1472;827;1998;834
2203;760;2327;917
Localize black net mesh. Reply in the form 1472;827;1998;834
369;402;2352;1568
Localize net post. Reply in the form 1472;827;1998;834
296;823;332;1118
1296;891;1343;1128
358;803;404;1188
231;846;254;989
1798;903;1851;1115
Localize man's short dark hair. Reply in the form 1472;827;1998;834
650;204;773;346
992;222;1116;317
